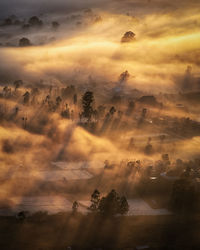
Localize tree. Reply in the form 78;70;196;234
52;21;60;30
3;86;11;97
56;96;62;106
22;116;27;129
73;94;77;105
118;196;129;215
109;106;116;115
138;108;147;126
121;31;136;43
14;107;19;116
13;80;23;91
28;16;43;27
72;201;79;214
119;70;130;83
181;65;193;92
16;211;27;221
142;108;147;119
82;91;94;122
19;37;31;47
89;189;100;212
23;91;30;104
145;137;153;155
162;154;170;166
98;189;129;216
98;189;119;216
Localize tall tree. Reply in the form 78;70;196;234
119;196;129;215
23;91;30;104
89;189;100;212
82;91;94;122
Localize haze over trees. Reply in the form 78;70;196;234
0;0;200;249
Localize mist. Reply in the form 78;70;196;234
0;1;200;249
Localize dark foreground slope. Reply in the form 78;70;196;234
0;213;200;250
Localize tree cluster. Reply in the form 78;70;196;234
88;189;129;216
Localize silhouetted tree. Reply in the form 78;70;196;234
181;65;193;92
16;211;27;221
142;108;147;119
118;196;129;215
72;201;79;214
19;37;31;47
145;137;153;155
82;91;94;122
109;106;116;115
3;86;11;97
28;16;43;27
14;107;19;116
22;116;27;129
162;154;170;166
98;189;129;216
73;94;77;105
89;189;100;212
56;96;62;106
23;91;30;104
121;31;135;43
138;108;147;126
98;189;119;216
52;21;60;30
119;70;130;83
13;80;23;91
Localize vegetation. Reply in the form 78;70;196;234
88;189;129;216
121;31;136;43
0;1;200;249
19;37;31;47
81;91;94;122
